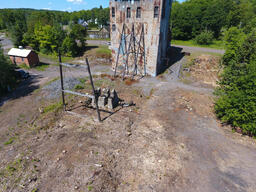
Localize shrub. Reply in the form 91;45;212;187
194;30;214;45
74;84;84;90
215;29;256;136
0;46;17;96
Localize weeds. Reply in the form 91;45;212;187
19;64;30;70
34;63;50;71
4;137;15;145
88;185;93;191
74;84;84;90
43;102;62;114
95;46;111;59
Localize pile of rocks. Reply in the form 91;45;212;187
92;88;119;110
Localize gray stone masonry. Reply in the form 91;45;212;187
91;88;119;110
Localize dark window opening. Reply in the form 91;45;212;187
127;7;131;18
112;7;115;18
136;7;141;18
154;6;159;18
22;57;24;62
112;24;116;32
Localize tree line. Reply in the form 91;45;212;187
0;46;16;96
171;0;256;42
215;27;256;136
0;7;109;56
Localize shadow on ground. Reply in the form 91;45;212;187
85;45;99;51
158;46;185;75
0;75;42;107
38;62;50;67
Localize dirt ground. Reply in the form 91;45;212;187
1;44;256;192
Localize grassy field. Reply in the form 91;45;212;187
86;37;111;41
172;39;225;49
38;53;73;63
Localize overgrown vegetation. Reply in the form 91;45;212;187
43;101;62;114
0;46;16;96
215;28;256;136
95;46;112;59
171;0;256;43
194;31;214;45
0;7;109;57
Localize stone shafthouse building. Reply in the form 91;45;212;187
110;0;172;77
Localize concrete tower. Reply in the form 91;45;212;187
110;0;172;77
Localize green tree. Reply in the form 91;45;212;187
194;30;214;45
215;29;256;136
0;46;16;95
62;36;79;57
69;24;87;49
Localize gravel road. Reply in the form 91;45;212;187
0;33;14;54
172;44;225;55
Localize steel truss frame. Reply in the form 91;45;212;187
114;23;146;79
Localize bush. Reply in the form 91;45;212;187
0;46;17;96
194;31;214;45
215;29;256;136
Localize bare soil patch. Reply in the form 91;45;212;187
182;54;222;88
1;48;256;192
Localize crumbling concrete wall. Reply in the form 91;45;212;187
110;0;172;76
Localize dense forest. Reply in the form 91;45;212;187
0;7;109;56
0;46;16;96
171;0;256;42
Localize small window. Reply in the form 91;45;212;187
136;7;141;18
127;7;131;18
112;24;116;32
112;7;115;18
22;57;24;62
154;6;159;18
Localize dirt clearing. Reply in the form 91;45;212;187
1;46;256;192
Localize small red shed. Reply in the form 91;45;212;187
8;48;39;67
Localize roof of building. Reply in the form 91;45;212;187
8;48;32;57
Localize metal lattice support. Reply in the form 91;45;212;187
114;23;146;79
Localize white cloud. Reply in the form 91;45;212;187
66;0;83;4
42;7;51;10
63;7;72;12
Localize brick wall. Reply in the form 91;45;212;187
9;51;39;67
110;0;172;76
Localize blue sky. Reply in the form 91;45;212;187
0;0;184;12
